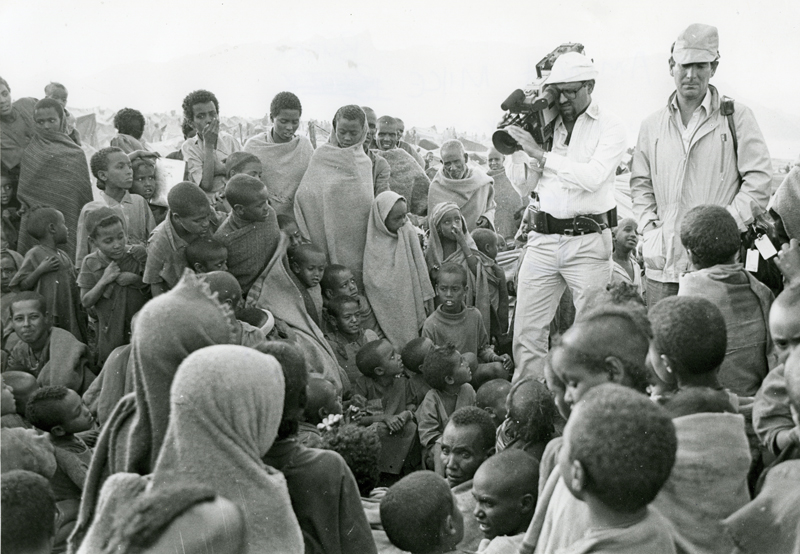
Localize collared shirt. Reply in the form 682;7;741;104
143;214;189;287
75;190;156;269
535;101;627;219
671;90;712;152
181;131;241;195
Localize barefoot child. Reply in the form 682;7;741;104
78;208;149;364
289;243;326;324
185;237;228;274
325;295;379;391
9;207;85;341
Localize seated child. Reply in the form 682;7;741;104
401;336;434;406
26;385;95;550
553;384;679;554
185;237;228;274
77;147;155;269
289;243;326;324
1;371;38;429
321;264;384;339
754;283;800;457
325;294;380;390
144;181;212;297
1;470;58;554
277;214;305;249
300;374;342;448
497;378;559;463
421;263;512;384
6;293;94;394
476;379;511;429
380;471;464;554
130;157;167;225
678;205;774;398
215;152;263;213
611;218;643;298
354;339;418;475
1;249;22;344
78;208;150;364
471;228;509;340
213;174;281;297
416;343;476;474
472;450;539;554
9;207;86;341
201;271;266;348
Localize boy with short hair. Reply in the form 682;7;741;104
555;384;679;553
26;385;95;550
475;379;511;429
185;237;228;274
611;218;643;297
180;89;241;198
213;174;281;297
1;470;58;554
77;147;155;269
381;471;464;554
472;450;539;554
300;375;342;448
289;243;326;322
416;343;476;474
9;207;86;341
6;293;94;394
422;263;512;382
78;208;149;365
225;151;262;181
325;294;380;390
321;264;385;339
201;271;266;348
144;181;211;296
130;157;167;225
401;336;433;405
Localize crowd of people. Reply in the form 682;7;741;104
2;21;800;554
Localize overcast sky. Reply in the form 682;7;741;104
2;0;799;155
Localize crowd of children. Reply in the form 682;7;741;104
1;75;800;554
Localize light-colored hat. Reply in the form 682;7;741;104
673;24;719;64
545;52;598;84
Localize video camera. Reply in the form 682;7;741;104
492;43;585;155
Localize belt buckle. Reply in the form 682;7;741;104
563;226;575;236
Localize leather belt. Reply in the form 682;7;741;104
534;208;617;236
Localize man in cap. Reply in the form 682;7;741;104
503;51;627;380
630;23;772;305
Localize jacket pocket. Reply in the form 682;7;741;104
642;224;666;271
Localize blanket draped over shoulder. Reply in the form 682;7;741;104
243;131;314;218
246;234;343;393
364;191;434;348
771;166;800;241
652;412;751;554
375;149;431;215
487;167;523;238
152;345;303;553
427;166;495;231
425;201;494;328
38;327;95;394
16;107;93;259
293;122;373;287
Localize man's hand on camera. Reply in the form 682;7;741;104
504;126;546;164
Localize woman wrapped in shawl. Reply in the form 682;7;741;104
69;270;235;552
15;98;93;260
293;105;374;289
243;92;314;218
76;345;304;554
364;191;435;348
425;201;505;338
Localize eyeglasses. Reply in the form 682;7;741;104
552;83;587;99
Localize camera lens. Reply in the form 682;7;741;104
492;129;521;155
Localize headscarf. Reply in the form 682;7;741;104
364;191;434;347
152;345;304;553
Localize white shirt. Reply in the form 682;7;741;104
180;131;241;195
671;91;712;152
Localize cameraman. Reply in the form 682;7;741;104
503;52;627;380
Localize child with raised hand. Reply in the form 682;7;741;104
213;174;281;297
26;385;95;550
321;263;384;338
288;243;326;323
470;227;509;340
78;208;149;365
77;147;155;269
130;157;167;225
201;271;266;348
416;343;476;475
472;450;539;554
9;206;86;341
611;218;643;297
422;263;512;384
185;237;228;274
144;181;212;296
555;384;679;553
380;471;464;554
325;294;380;390
300;375;342;448
401;336;434;405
